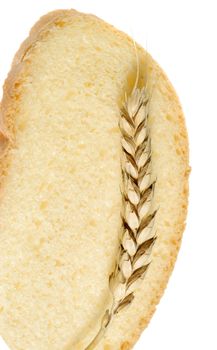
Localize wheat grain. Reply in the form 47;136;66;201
85;84;157;350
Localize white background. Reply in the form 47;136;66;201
0;0;216;349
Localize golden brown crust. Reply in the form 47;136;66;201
0;9;190;350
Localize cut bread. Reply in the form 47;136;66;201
0;9;189;350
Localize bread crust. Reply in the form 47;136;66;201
0;10;190;350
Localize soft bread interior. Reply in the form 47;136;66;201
0;12;138;350
0;11;189;350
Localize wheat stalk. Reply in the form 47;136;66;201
85;84;157;350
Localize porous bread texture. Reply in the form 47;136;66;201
0;10;189;350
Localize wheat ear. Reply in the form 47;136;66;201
85;85;157;350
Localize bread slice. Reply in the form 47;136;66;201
0;9;189;350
